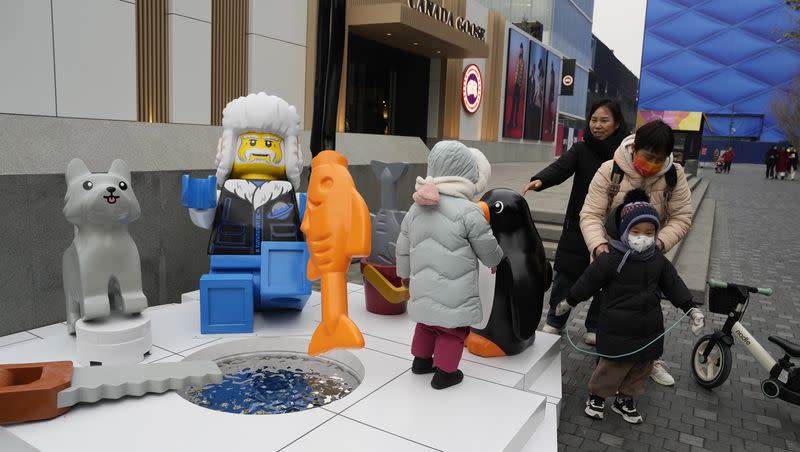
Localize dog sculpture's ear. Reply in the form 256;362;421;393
66;158;91;185
108;159;131;182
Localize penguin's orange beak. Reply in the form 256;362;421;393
476;201;490;223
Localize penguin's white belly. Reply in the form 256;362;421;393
475;264;496;330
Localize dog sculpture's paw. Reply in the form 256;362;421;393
82;295;111;320
122;292;148;314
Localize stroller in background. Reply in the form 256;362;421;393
715;155;725;173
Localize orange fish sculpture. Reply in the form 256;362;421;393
301;150;371;355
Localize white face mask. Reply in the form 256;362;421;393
627;234;655;252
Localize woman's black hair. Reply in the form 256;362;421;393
634;119;674;157
587;99;627;134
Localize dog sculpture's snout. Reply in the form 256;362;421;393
106;187;116;194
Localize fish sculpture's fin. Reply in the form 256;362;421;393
308;315;365;356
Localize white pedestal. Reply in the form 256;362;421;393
75;312;152;366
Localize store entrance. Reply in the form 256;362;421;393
345;34;430;140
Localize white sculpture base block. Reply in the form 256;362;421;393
75;312;152;366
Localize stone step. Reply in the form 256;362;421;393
665;178;710;263
531;172;705;231
535;176;709;260
544;241;557;261
535;223;562;242
675;199;716;303
531;209;566;226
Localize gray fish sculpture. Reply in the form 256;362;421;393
368;160;408;265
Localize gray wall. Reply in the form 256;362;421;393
0;113;550;336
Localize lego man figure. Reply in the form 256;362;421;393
183;93;311;333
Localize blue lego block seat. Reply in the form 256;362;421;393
200;241;312;334
200;272;255;334
258;242;312;310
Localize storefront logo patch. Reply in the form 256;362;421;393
462;64;482;114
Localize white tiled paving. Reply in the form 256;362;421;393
0;287;560;452
343;371;547;452
7;389;337;452
0;334;172;366
283;415;435;451
0;331;35;348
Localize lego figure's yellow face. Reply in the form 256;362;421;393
230;132;287;180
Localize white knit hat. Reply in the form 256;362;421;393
214;92;303;190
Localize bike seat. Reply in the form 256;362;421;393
769;336;800;358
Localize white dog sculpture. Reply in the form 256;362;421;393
62;159;148;334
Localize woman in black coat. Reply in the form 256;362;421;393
522;99;628;342
766;145;779;179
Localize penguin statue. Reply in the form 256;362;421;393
466;188;552;357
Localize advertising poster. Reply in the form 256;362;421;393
503;29;529;139
540;51;561;142
524;40;547;140
636;110;703;131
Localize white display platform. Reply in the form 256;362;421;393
0;284;561;452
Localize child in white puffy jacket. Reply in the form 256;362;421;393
396;140;503;390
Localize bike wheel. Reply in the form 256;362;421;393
691;335;732;389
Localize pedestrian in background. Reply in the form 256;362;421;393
723;147;735;174
788;146;798;181
766;145;779;179
777;147;790;180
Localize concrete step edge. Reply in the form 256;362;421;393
665;178;709;263
675;199;716;303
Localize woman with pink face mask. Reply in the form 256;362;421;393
578;119;694;387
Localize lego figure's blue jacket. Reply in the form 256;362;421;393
209;179;303;255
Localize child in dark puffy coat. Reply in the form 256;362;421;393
556;189;705;424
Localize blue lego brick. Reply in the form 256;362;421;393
209;254;260;272
258;241;312;310
200;273;254;334
182;175;217;209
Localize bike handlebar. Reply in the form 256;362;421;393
707;279;772;296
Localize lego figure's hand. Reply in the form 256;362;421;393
689;308;705;336
182;175;218;229
490;266;497;274
189;209;215;229
555;300;571;316
402;278;410;289
181;175;217;209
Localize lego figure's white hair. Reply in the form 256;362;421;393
215;92;302;189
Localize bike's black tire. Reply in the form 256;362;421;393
691;335;732;389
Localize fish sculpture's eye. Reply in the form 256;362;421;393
493;201;504;214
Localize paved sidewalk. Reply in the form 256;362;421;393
555;164;800;452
